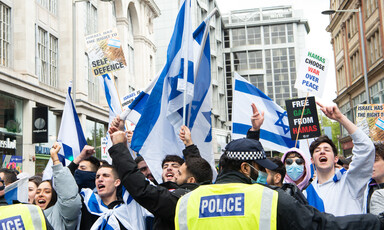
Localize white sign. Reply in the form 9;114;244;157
121;90;141;111
101;137;108;160
294;49;329;98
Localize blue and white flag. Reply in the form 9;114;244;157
232;72;298;153
4;176;28;204
81;187;149;230
99;73;131;163
123;1;215;183
43;82;87;180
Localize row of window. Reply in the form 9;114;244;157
224;24;294;48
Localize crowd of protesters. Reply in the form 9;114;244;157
1;102;384;229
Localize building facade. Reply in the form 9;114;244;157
154;0;229;161
0;0;159;175
223;6;310;123
326;0;384;156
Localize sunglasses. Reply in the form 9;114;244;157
285;158;304;165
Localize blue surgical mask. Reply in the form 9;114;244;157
247;163;268;184
286;163;304;181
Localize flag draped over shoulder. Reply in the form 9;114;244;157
43;82;87;180
4;176;28;204
121;0;214;183
232;72;298;153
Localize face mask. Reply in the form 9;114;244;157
286;163;304;181
74;170;96;190
247;163;268;184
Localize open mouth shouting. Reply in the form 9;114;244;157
166;172;174;181
319;156;328;163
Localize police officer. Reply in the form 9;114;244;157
175;138;384;230
0;177;53;229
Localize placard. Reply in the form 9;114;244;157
355;104;384;142
85;28;127;77
285;96;321;140
295;49;329;98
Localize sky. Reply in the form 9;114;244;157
215;0;337;105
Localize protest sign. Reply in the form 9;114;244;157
356;104;384;142
2;155;22;172
285;96;321;140
85;28;127;77
101;137;108;161
121;90;142;111
295;50;329;98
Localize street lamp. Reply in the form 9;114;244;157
322;8;370;104
72;0;114;108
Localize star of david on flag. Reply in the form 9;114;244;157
232;72;298;153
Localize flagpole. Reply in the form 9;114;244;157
294;92;309;148
186;8;217;127
110;73;130;131
182;0;191;126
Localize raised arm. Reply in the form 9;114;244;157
247;103;263;140
316;102;357;134
50;143;82;226
179;125;201;158
108;128;180;220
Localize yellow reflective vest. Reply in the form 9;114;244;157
0;203;47;230
175;183;278;230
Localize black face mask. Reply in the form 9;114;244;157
74;170;96;190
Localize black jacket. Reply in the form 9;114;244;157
215;171;382;230
109;143;203;230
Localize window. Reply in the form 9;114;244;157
37;0;57;15
350;50;360;80
85;2;97;35
337;65;346;90
85;119;106;159
287;24;294;43
224;30;230;48
352;92;367;121
334;32;342;53
340;103;352;136
370;79;384;104
248;51;263;69
0;2;10;67
346;14;358;39
367;30;382;65
233;51;247;71
364;0;377;19
271;25;286;44
247;26;261;45
232;28;246;47
36;27;58;87
85;54;99;103
263;26;270;45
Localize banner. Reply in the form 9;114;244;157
85;28;127;77
285;96;321;140
32;106;48;143
295;50;329;98
356;104;384;141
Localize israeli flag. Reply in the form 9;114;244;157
125;1;215;183
232;72;297;153
43;82;87;180
4;176;28;204
99;73;130;162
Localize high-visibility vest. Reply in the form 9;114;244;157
0;203;47;230
175;183;278;230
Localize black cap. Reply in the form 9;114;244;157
225;138;278;170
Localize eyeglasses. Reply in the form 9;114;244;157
285;158;304;165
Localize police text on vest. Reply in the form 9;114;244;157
199;193;245;218
0;215;25;230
